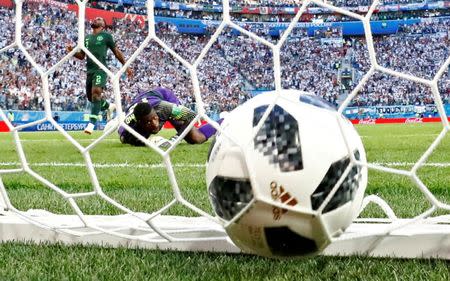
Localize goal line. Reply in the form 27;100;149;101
0;162;449;169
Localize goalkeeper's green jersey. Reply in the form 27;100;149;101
84;31;116;74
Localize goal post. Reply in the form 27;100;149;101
0;0;449;259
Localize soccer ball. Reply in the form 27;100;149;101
206;90;367;257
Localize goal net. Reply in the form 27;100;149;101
0;0;449;258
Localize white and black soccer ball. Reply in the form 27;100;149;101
206;90;367;257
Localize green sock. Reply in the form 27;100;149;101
100;99;110;111
90;100;102;124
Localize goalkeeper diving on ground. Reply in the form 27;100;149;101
117;87;222;147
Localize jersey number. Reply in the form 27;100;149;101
95;75;102;84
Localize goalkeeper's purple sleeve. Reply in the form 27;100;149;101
199;119;223;140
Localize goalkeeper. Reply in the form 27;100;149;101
67;17;132;134
118;87;220;146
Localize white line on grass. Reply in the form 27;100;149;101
360;134;440;138
0;162;205;169
0;162;449;168
0;139;117;142
371;162;450;167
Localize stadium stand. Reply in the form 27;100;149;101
0;0;448;115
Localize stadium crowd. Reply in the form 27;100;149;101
0;3;252;114
86;0;450;22
229;0;444;7
90;0;446;10
0;1;448;114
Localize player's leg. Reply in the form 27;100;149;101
184;119;223;144
85;71;109;134
100;85;116;122
86;75;93;103
84;74;95;134
184;127;207;144
97;92;116;123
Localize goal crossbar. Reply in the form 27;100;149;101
0;211;448;259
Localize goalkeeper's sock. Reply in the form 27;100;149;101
89;100;102;124
199;118;223;140
100;99;110;111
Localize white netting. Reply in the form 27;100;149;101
0;0;449;257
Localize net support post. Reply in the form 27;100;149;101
0;211;449;259
0;211;240;253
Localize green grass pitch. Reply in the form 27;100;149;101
0;123;448;280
